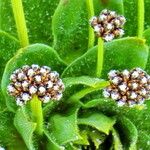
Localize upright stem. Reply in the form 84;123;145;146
137;0;144;38
96;37;104;77
30;95;43;136
86;0;95;48
11;0;29;47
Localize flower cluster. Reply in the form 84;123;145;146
7;64;65;106
103;68;150;106
90;9;126;41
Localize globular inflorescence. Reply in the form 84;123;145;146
90;9;126;41
103;68;150;107
7;64;65;106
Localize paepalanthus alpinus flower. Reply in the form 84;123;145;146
90;9;126;41
103;68;150;107
7;64;65;106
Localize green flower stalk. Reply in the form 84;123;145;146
11;0;29;47
7;64;65;135
137;0;144;38
90;9;126;77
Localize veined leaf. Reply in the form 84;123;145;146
0;109;21;147
62;37;149;78
111;128;123;150
14;108;37;150
78;112;116;135
116;117;138;150
137;131;150;150
52;0;88;64
0;30;19;82
123;0;150;36
143;28;150;74
123;0;138;36
63;76;106;88
44;129;63;150
47;107;81;145
94;0;124;15
1;44;66;112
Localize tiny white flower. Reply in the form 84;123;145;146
103;89;110;98
35;75;42;82
117;101;125;107
7;85;15;92
107;23;113;30
47;81;53;88
94;25;100;32
42;95;51;103
104;34;114;41
131;71;139;78
130;92;137;99
22;81;29;88
22;93;31;101
27;69;34;76
29;86;37;94
111;92;120;100
39;86;46;94
141;77;147;84
119;83;127;92
112;77;120;85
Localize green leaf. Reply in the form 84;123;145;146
145;1;150;29
75;127;106;149
1;44;66;112
123;0;150;36
0;0;60;45
14;108;37;150
44;129;62;150
94;0;124;15
116;117;138;150
143;28;150;74
123;0;138;36
62;76;109;102
47;107;81;145
63;76;105;88
74;130;89;146
0;30;19;82
62;37;149;78
67;81;109;103
0;109;20;147
52;0;88;64
78;112;116;135
137;131;150;150
111;128;123;150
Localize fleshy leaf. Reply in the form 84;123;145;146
44;129;63;150
0;30;19;82
94;0;124;15
14;108;37;150
123;0;150;36
52;0;88;64
62;76;109;102
1;44;66;112
62;37;149;78
0;0;60;45
78;112;116;135
47;107;81;145
63;76;105;88
111;128;123;150
137;131;150;150
143;28;150;74
0;109;22;147
116;117;138;150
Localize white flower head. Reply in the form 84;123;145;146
7;64;65;106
